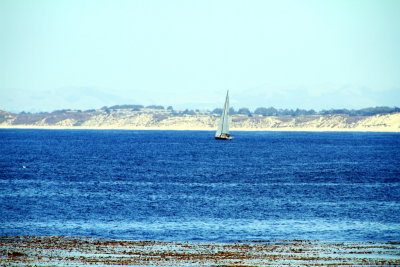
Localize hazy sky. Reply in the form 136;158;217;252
1;0;399;112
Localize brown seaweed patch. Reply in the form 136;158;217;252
1;236;400;266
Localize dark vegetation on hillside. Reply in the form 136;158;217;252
214;106;400;116
3;105;400;118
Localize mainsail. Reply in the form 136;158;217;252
215;91;232;140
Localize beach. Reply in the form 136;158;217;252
1;236;400;266
1;124;399;132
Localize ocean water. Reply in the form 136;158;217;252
1;129;399;242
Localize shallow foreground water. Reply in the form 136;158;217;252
1;130;399;242
2;236;400;266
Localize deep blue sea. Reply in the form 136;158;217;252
1;129;399;242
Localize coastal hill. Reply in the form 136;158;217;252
0;106;399;132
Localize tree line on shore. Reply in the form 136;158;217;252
19;105;400;117
221;106;400;117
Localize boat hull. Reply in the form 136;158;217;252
215;136;233;140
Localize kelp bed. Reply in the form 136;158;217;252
1;236;400;266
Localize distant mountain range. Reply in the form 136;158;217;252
1;106;399;132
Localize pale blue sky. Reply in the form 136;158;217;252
1;0;399;112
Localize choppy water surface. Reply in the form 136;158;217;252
1;129;399;242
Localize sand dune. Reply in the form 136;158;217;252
1;111;399;132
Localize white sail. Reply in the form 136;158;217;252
215;91;230;137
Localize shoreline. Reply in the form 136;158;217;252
1;112;399;132
1;125;399;132
1;236;399;266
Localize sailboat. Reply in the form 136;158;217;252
215;90;233;140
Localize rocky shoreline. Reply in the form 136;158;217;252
1;236;400;266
